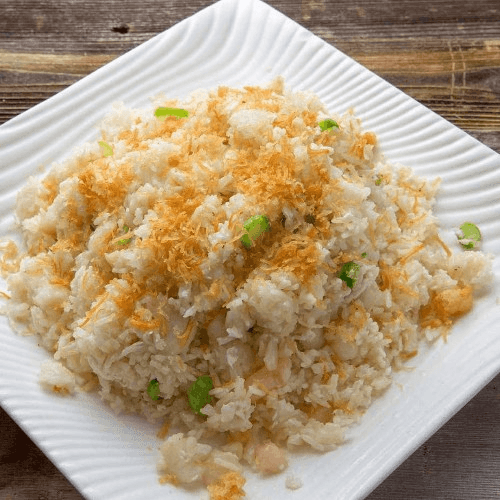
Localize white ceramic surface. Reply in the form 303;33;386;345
0;0;499;499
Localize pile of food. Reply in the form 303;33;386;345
0;78;492;499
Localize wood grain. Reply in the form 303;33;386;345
0;52;115;75
1;1;500;499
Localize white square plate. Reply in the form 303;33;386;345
1;0;499;499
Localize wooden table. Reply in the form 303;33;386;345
1;1;499;498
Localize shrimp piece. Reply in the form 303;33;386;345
254;442;288;475
420;285;473;329
434;285;473;319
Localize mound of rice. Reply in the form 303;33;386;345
0;78;493;498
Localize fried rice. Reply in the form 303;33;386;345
0;78;493;498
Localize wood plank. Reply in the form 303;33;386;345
352;46;500;75
0;51;115;75
1;0;499;53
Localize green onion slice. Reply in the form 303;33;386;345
147;379;161;401
319;119;339;132
361;252;367;258
155;107;189;120
240;215;270;249
188;376;213;416
98;141;113;157
457;222;481;249
339;261;361;288
117;225;132;245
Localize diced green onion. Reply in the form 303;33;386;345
155;107;189;120
98;141;113;157
457;222;481;249
117;225;132;245
319;119;339;132
339;261;360;288
361;252;367;258
147;379;161;401
240;215;270;249
188;376;213;416
375;177;383;186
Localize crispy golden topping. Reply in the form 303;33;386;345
78;159;135;218
207;471;246;500
261;235;321;284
